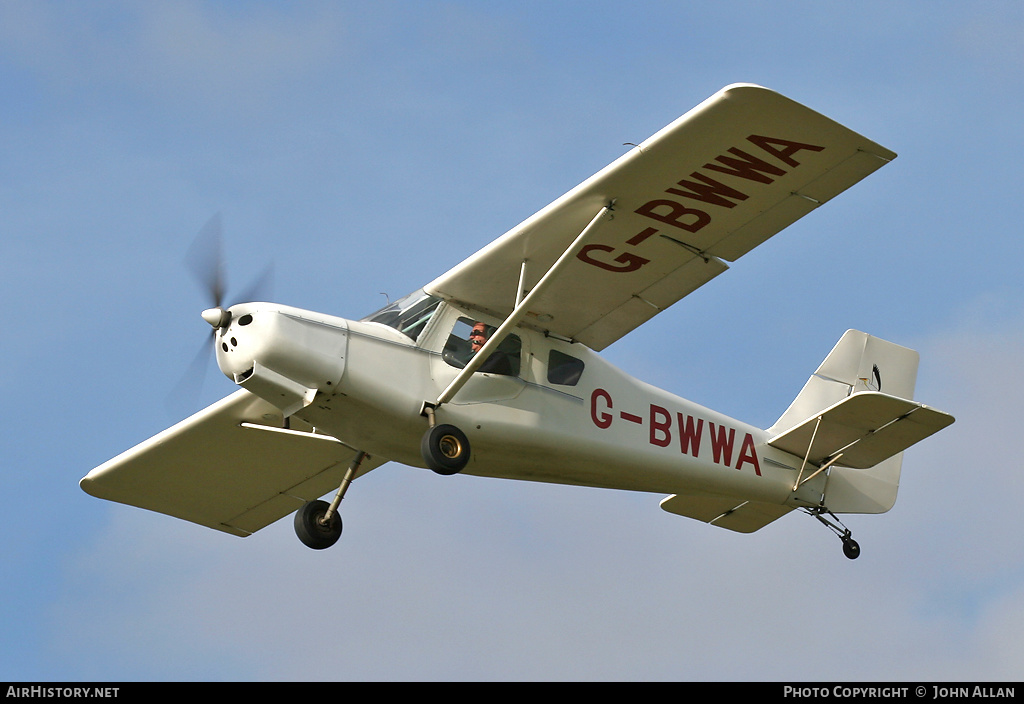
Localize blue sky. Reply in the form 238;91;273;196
2;0;1022;681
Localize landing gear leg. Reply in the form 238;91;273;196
807;507;861;560
294;451;368;550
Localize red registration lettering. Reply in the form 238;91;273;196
677;413;703;457
634;199;711;233
591;388;613;429
746;135;825;168
588;386;761;474
736;433;762;476
577;244;649;273
650;405;672;447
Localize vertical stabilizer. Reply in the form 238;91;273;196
770;330;921;514
769;330;919;436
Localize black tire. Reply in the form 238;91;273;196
842;538;861;560
421;424;471;475
294;500;342;550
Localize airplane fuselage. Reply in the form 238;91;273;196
214;296;824;513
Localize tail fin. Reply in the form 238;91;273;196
769;330;920;437
769;330;949;515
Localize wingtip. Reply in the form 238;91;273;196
79;473;97;496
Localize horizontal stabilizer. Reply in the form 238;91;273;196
660;493;793;533
767;391;954;469
81;390;385;536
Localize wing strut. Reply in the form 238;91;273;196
433;204;612;407
791;414;846;492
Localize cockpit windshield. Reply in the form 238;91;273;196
361;289;442;342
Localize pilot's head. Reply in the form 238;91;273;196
470;322;488;352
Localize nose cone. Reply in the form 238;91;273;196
201;307;231;329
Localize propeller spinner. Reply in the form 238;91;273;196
201;306;231;330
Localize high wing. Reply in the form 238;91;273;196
425;84;896;350
80;390;385;536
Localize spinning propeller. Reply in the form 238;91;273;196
168;214;273;412
187;213;273;331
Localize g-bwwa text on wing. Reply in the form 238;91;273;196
425;84;896;350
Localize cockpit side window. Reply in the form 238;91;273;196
547;349;584;386
361;289;442;342
443;318;520;376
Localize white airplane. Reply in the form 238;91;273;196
81;84;954;559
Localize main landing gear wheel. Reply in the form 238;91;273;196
842;538;861;560
294;499;342;550
421;423;470;475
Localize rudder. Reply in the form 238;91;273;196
770;330;923;515
770;330;920;435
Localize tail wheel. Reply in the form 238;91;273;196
421;424;471;475
294;500;342;550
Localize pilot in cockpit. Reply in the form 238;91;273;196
469;322;489;355
468;321;513;375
